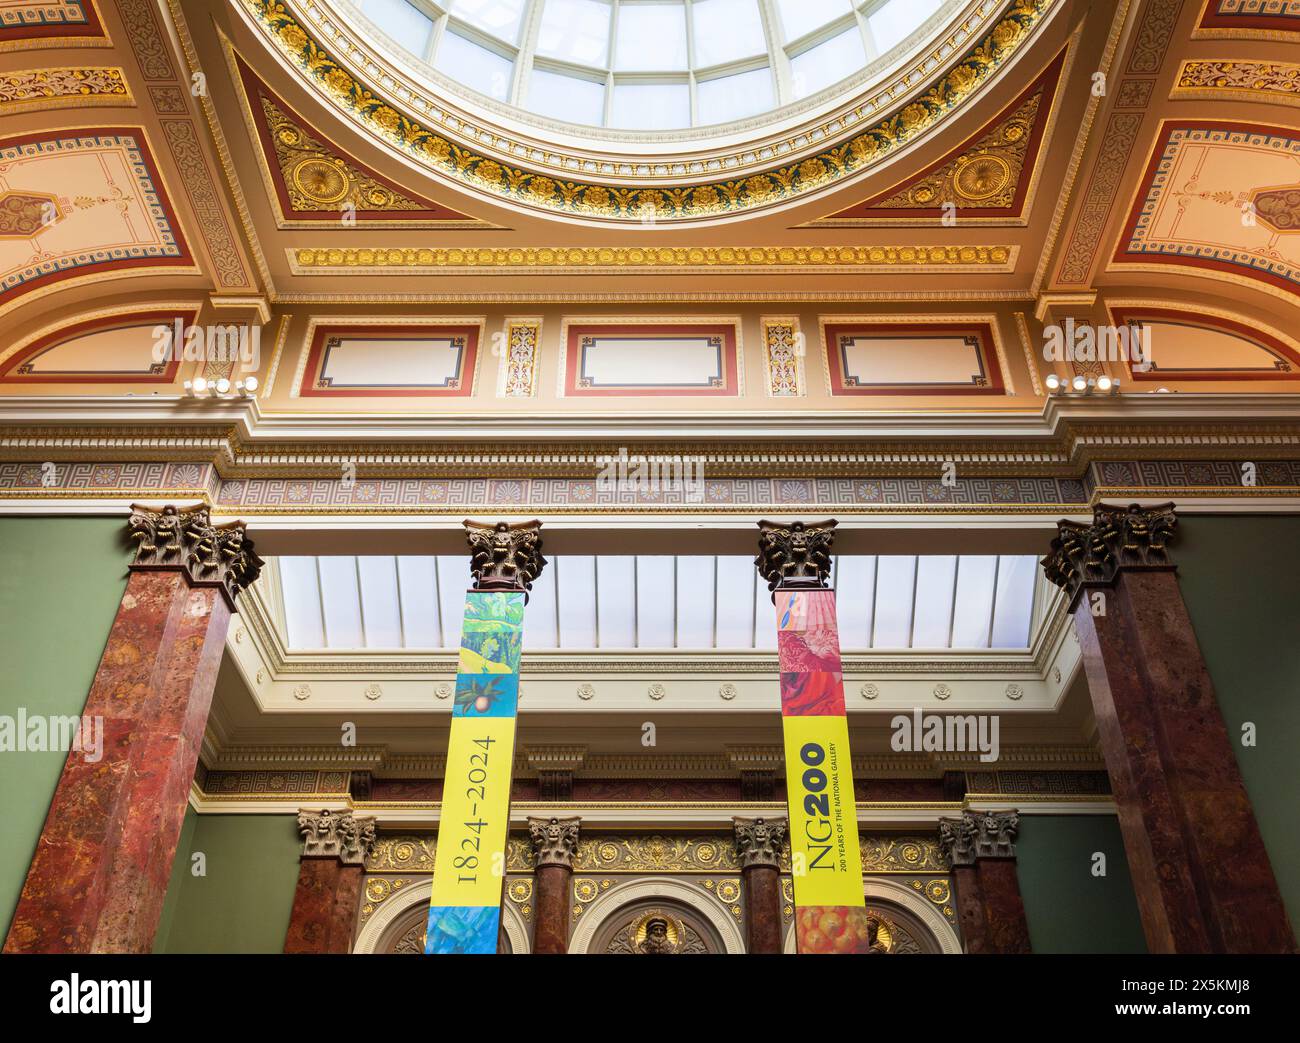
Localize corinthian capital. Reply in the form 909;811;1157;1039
297;809;377;865
1041;502;1177;608
937;813;979;867
128;502;263;606
464;519;546;592
754;519;837;592
733;816;787;870
528;816;580;869
939;810;1020;865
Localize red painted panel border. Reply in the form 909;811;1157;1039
0;0;105;44
1112;120;1300;298
1109;306;1300;381
822;321;1005;395
0;309;196;383
298;324;480;397
0;127;193;306
563;322;740;397
1199;1;1300;34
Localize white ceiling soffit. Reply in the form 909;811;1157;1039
273;553;1039;652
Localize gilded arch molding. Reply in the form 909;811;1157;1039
234;0;1060;223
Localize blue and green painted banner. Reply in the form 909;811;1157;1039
425;589;525;954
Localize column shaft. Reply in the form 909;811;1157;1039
950;864;989;954
1045;503;1295;953
1074;570;1294;952
976;858;1032;953
5;570;229;953
531;864;572;954
741;864;783;954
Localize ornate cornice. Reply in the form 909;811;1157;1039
4;397;1300;480
1041;501;1177;609
128;502;263;606
1173;59;1300;106
239;0;1056;222
297;807;376;864
287;245;1017;274
0;67;131;114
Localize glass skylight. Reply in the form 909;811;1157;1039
274;554;1040;652
346;0;959;129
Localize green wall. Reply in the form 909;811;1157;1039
155;813;301;953
1175;513;1300;935
0;516;130;937
1016;814;1146;953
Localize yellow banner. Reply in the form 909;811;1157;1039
782;714;864;909
430;715;517;910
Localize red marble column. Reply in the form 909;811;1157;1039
940;811;1030;953
284;810;375;954
1045;503;1296;954
734;816;786;954
4;504;261;954
950;863;989;954
976;855;1032;954
528;816;580;954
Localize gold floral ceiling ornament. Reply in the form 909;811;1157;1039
242;0;1053;222
812;46;1065;223
233;53;485;226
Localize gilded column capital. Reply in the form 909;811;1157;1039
754;519;837;592
128;502;263;607
464;519;547;593
528;816;581;869
733;816;788;870
1041;501;1177;608
296;809;377;866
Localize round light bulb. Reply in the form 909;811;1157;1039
242;376;258;393
192;376;208;394
1072;375;1087;392
1045;373;1061;391
1096;375;1112;392
215;377;231;394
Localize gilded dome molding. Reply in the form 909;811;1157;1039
237;0;1059;222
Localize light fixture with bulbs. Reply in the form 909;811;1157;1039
1046;372;1121;396
184;374;260;398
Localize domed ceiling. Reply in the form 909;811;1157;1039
233;0;1059;222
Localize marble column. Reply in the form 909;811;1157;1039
938;814;988;954
1043;503;1295;954
939;811;1030;953
284;810;376;953
734;816;787;954
4;504;261;954
528;816;580;954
